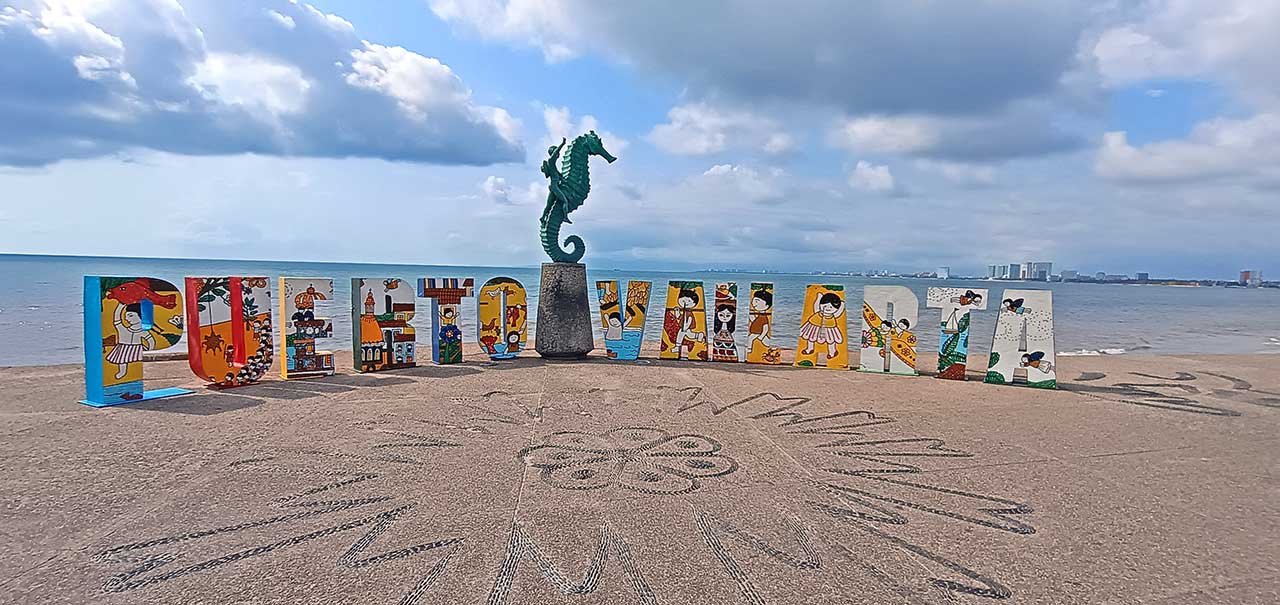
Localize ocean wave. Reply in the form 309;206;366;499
1059;348;1127;356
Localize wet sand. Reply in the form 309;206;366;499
1;350;1277;604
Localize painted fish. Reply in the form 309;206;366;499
107;279;177;308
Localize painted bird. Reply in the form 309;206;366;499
106;278;177;308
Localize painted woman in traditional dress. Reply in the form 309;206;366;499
799;292;844;359
107;303;154;380
712;304;737;361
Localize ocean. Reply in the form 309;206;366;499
2;254;1278;367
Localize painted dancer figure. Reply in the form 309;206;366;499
799;293;845;358
107;303;153;379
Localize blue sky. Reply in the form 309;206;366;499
1;0;1277;279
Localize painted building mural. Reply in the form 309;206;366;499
185;277;274;388
351;278;417;373
279;278;336;379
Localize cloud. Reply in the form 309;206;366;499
1089;0;1280;107
830;104;1083;161
481;175;512;204
188;52;312;117
1096;114;1280;185
429;1;1090;116
265;9;295;30
848;160;896;193
646;103;791;156
916;159;998;187
541;105;627;155
0;1;523;166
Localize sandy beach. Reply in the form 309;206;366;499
2;350;1277;604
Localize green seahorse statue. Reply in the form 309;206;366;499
540;130;617;263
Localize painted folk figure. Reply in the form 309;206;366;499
986;289;1056;388
595;280;651;360
744;283;782;364
477;277;528;360
660;281;708;361
185;277;274;388
859;286;919;375
711;282;741;362
419;278;475;364
279;278;336;379
351;278;417;373
794;284;848;369
926;287;988;381
82;276;191;406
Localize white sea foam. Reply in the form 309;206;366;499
1059;348;1126;356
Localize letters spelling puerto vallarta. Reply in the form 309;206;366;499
81;277;1056;407
79;131;1055;407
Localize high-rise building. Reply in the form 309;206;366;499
937;266;950;279
1136;272;1150;281
1031;262;1053;281
1061;270;1078;281
1240;270;1261;287
1008;263;1021;280
988;265;1000;279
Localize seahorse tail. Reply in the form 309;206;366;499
560;235;585;264
541;219;586;264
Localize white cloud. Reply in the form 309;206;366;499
541;105;627;155
189;52;311;116
848;160;896;193
429;1;1090;117
1089;0;1280;107
481;175;511;204
916;159;997;187
345;42;470;120
832;115;939;154
266;9;295;30
1096;114;1280;184
0;0;523;166
646;103;790;156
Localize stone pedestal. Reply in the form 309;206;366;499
535;263;595;359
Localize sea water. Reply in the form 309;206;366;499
2;254;1278;367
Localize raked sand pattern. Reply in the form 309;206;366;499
1;350;1278;604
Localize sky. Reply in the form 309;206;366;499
0;0;1277;279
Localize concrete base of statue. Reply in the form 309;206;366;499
535;262;595;359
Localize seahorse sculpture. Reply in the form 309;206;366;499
539;130;617;263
